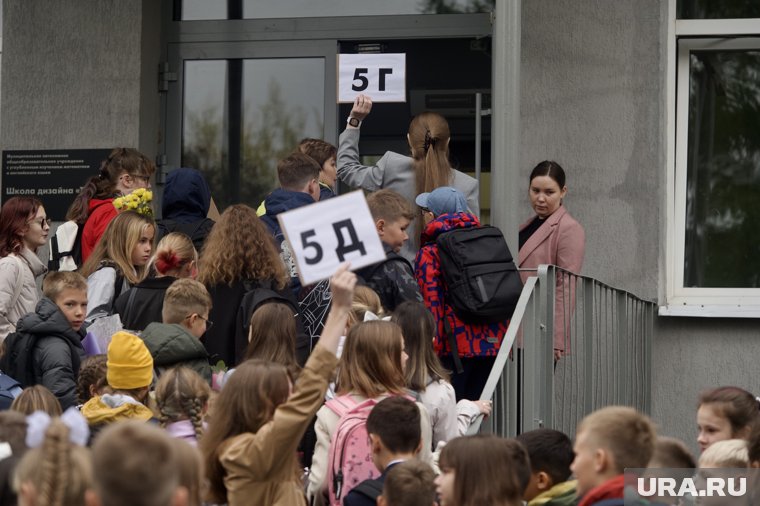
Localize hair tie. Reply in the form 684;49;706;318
424;130;436;152
363;311;391;322
25;407;90;449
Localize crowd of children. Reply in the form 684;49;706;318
0;107;756;506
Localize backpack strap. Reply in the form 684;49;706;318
443;317;464;374
325;394;360;418
351;479;384;501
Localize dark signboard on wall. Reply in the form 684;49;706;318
2;149;111;220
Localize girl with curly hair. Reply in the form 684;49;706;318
197;204;292;367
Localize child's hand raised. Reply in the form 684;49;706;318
330;263;357;310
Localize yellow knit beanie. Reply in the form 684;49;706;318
107;331;154;390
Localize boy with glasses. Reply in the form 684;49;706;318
140;278;212;384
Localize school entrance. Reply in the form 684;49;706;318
159;3;494;218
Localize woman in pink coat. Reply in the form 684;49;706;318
518;161;585;360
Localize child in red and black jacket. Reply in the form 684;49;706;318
414;187;509;402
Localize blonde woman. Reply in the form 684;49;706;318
80;211;155;322
114;232;198;331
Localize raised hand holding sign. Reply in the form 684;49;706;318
277;191;386;286
338;53;406;103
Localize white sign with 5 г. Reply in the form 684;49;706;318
277;191;387;286
338;53;406;103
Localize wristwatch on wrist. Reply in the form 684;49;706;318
347;116;361;128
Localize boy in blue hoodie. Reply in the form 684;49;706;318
261;152;322;295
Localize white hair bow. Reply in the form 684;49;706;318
363;311;391;322
25;407;90;448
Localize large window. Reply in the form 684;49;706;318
180;0;493;20
667;0;760;315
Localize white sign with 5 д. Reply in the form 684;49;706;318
277;191;387;286
338;53;406;103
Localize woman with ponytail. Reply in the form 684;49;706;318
114;232;198;331
66;147;155;263
13;409;93;506
155;367;210;447
336;94;479;261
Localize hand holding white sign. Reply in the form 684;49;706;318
277;191;386;286
338;53;406;103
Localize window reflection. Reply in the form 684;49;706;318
684;50;760;287
181;58;325;210
182;60;229;207
181;0;493;20
677;0;760;19
240;59;324;207
181;0;227;20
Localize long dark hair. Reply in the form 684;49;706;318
66;148;155;224
392;301;449;392
0;196;42;256
200;359;291;503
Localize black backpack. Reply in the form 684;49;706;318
233;279;303;365
0;332;83;390
436;225;523;324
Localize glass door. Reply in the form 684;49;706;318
164;41;337;210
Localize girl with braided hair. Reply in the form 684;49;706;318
155;366;210;447
337;94;479;261
13;410;92;506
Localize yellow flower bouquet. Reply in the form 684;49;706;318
113;188;154;217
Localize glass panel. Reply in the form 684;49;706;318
240;58;325;206
677;0;760;19
181;0;227;20
181;0;493;20
182;60;230;207
683;50;760;287
181;58;325;210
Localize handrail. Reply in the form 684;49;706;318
468;264;656;437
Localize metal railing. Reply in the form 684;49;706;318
469;264;656;437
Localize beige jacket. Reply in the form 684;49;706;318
0;249;46;341
307;392;434;505
218;345;338;506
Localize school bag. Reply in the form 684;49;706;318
325;396;380;505
48;220;84;271
0;373;22;409
0;332;82;389
436;225;523;324
233;279;303;365
349;479;383;503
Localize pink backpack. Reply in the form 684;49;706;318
325;395;379;505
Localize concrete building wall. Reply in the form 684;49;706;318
0;0;158;156
520;0;760;453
